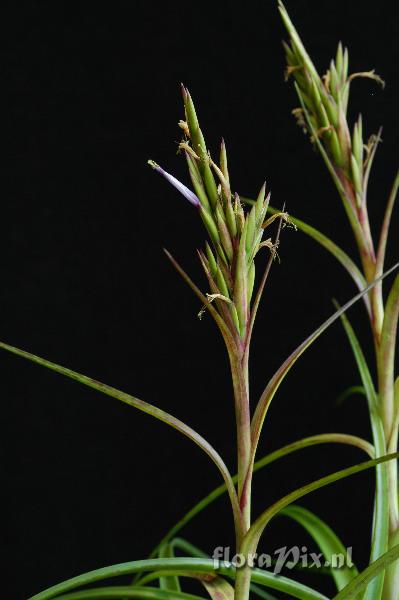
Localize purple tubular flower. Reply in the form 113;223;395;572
148;160;200;208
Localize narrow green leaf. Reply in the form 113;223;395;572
50;587;206;600
158;543;181;592
332;544;399;600
249;263;399;477
138;432;373;580
272;206;368;311
138;539;278;600
280;505;358;590
375;169;399;280
171;538;208;558
28;557;329;600
0;336;242;545
336;385;366;406
379;272;399;431
240;452;399;571
337;309;389;599
164;249;238;351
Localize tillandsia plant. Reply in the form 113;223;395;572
3;3;399;600
275;2;399;599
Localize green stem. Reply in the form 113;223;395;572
234;564;253;600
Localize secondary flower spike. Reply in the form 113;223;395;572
148;160;200;207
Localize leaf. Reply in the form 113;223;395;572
141;433;373;569
375;169;399;280
141;543;236;600
248;262;399;485
0;339;242;544
158;543;181;592
378;271;399;434
279;504;358;590
171;538;209;559
167;539;279;600
50;586;207;600
131;436;373;592
337;309;389;600
332;544;399;599
27;557;330;600
164;249;238;353
336;385;366;407
239;452;399;576
269;205;369;315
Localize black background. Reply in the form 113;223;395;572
2;1;398;598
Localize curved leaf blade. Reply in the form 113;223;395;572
248;263;399;487
332;544;399;600
27;557;329;600
269;205;369;315
158;543;181;592
336;386;366;407
280;505;358;590
375;169;399;280
169;538;278;600
337;309;389;600
0;339;242;542
379;271;399;436
240;452;399;569
142;433;373;567
51;587;206;600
